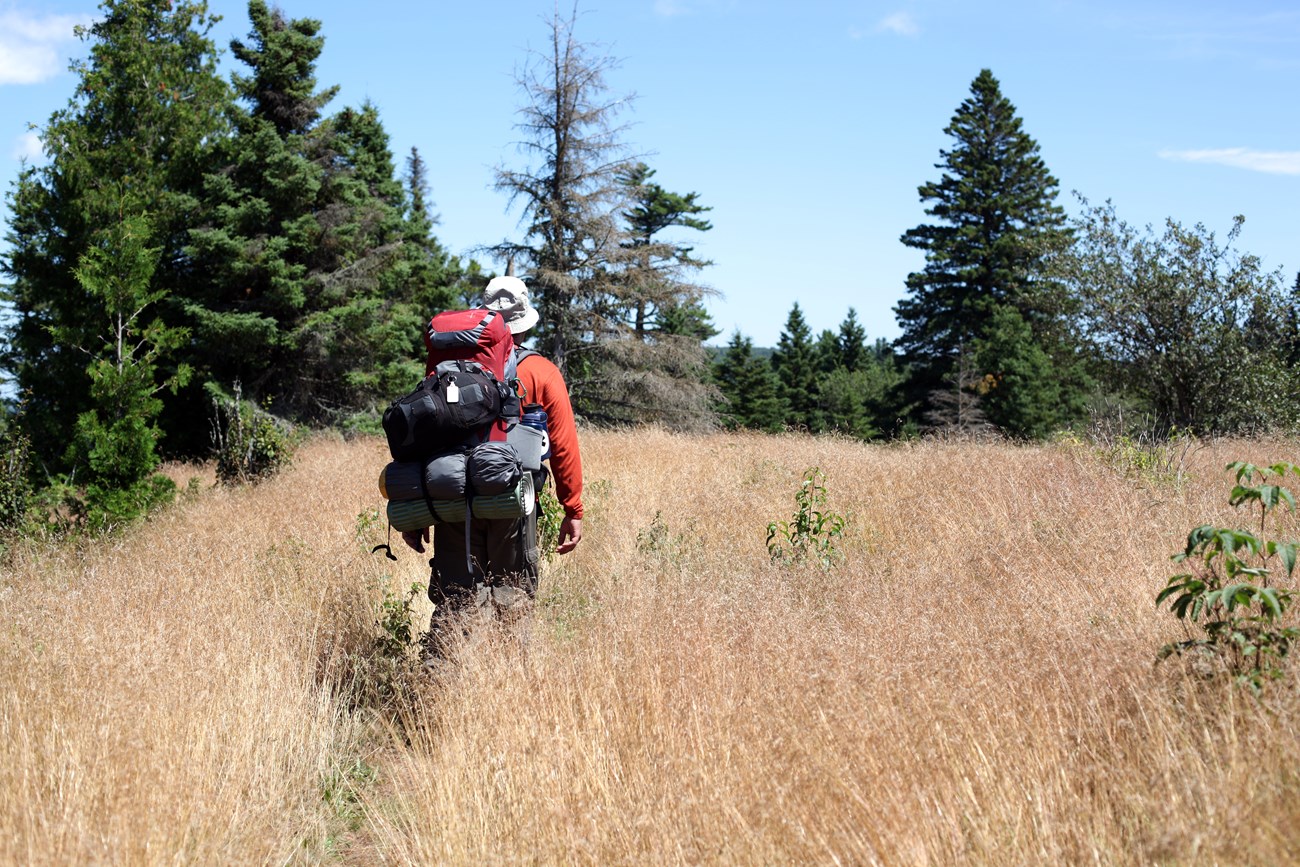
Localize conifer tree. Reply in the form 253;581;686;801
618;162;713;339
492;6;633;377
2;0;229;465
492;9;716;429
714;332;786;432
813;328;840;378
837;308;868;372
187;2;450;422
770;303;821;431
400;146;463;314
895;69;1074;434
62;207;191;527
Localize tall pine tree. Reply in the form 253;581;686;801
894;69;1076;436
770;303;821;432
2;0;230;465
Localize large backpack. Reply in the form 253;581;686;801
381;309;520;462
423;309;522;438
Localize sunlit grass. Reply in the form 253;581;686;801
3;428;1300;864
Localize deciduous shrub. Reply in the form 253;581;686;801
1157;461;1300;692
766;467;847;570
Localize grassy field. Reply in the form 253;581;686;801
3;427;1300;865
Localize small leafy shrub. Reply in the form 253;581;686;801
1057;423;1199;487
537;480;562;560
210;383;296;485
767;467;847;569
374;580;423;661
1157;461;1300;693
637;510;699;572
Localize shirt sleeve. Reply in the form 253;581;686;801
519;356;584;520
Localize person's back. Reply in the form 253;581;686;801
403;276;584;654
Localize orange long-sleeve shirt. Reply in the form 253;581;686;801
517;353;584;520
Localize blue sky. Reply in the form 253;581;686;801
2;0;1298;347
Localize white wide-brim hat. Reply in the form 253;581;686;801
482;275;540;334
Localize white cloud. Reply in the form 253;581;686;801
1159;147;1300;176
0;10;89;86
11;130;42;161
653;0;690;16
876;11;919;37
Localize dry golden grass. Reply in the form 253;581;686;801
4;428;1300;865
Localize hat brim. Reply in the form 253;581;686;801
506;307;540;334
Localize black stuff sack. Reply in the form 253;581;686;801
466;442;523;496
382;363;502;462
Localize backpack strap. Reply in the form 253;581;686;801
510;348;540;404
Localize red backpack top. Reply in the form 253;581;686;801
423;309;520;442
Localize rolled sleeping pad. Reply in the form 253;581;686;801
378;453;468;501
386;497;467;532
471;472;535;519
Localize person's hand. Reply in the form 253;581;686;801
401;527;429;553
556;516;583;555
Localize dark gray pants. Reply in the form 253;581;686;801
427;509;539;638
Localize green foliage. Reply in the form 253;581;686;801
60;207;190;530
210;384;296;485
1092;427;1198;487
1055;198;1296;434
374;580;424;661
973;304;1079;438
1157;461;1300;693
537;481;563;561
0;406;34;536
770;303;822;431
895;68;1075;433
766;468;847;570
714;331;788;433
3;0;231;466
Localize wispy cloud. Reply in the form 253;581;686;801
876;11;920;37
0;9;89;86
1159;147;1300;176
653;0;689;16
11;130;42;161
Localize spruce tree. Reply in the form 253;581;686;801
400;146;462;315
714;332;786;433
187;2;449;422
492;7;633;376
492;11;716;430
813;328;840;378
895;69;1074;434
2;0;230;466
618;162;713;340
62;207;191;527
837;308;868;372
972;304;1062;439
770;303;821;431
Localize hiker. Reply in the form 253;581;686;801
401;275;583;638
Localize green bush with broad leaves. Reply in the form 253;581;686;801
1157;461;1300;693
766;467;847;570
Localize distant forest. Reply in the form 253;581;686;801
3;0;1299;529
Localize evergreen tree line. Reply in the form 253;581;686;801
2;1;1298;530
714;68;1300;441
0;1;719;525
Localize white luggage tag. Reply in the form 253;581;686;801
446;380;460;403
